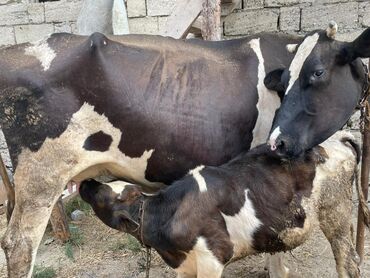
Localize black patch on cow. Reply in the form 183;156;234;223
83;131;113;152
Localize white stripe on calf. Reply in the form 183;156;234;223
221;189;262;258
189;165;207;192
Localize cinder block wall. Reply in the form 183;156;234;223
0;0;368;46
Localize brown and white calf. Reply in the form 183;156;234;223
79;132;361;278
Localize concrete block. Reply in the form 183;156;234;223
0;0;15;5
15;24;54;44
45;0;82;23
265;0;311;7
127;0;146;18
28;3;44;24
336;29;365;42
0;3;28;26
129;17;159;35
360;2;370;27
243;0;263;10
280;6;300;31
224;9;279;36
301;2;359;32
0;27;15;46
54;22;72;33
147;0;175;16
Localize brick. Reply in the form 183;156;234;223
0;27;15;46
265;0;312;7
313;0;350;4
45;0;82;23
0;4;28;26
301;3;359;32
127;0;146;18
0;0;14;5
28;3;44;24
224;9;279;36
336;29;365;42
147;0;175;16
158;16;168;33
54;22;72;33
243;0;263;9
129;17;159;35
280;6;300;31
15;24;54;44
360;2;370;27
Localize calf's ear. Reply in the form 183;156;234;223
117;185;142;205
338;28;370;63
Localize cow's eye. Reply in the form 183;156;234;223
313;69;325;78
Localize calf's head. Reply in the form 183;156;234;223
79;179;142;233
265;22;370;157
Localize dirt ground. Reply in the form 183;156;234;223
0;196;369;278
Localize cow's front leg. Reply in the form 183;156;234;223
2;177;65;278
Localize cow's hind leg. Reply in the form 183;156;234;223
319;195;360;277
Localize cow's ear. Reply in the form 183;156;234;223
117;185;142;205
338;28;370;63
264;68;285;93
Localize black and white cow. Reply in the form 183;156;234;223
0;32;301;277
80;131;360;278
265;22;370;157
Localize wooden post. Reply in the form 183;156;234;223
50;197;70;242
201;0;222;41
0;153;14;222
356;61;370;263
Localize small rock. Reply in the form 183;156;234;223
44;238;54;245
71;209;86;221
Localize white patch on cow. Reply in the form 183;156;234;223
286;43;298;53
9;102;163;278
285;33;319;96
221;189;262;258
189;165;207;192
248;38;281;147
106;180;134;194
25;37;56;71
175;237;224;278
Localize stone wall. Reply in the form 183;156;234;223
0;0;368;47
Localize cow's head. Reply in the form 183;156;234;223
265;22;370;157
79;179;142;233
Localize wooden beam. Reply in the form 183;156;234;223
50;197;70;242
161;0;203;39
201;0;222;41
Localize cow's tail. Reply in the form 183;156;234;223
342;136;370;228
0;154;15;222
